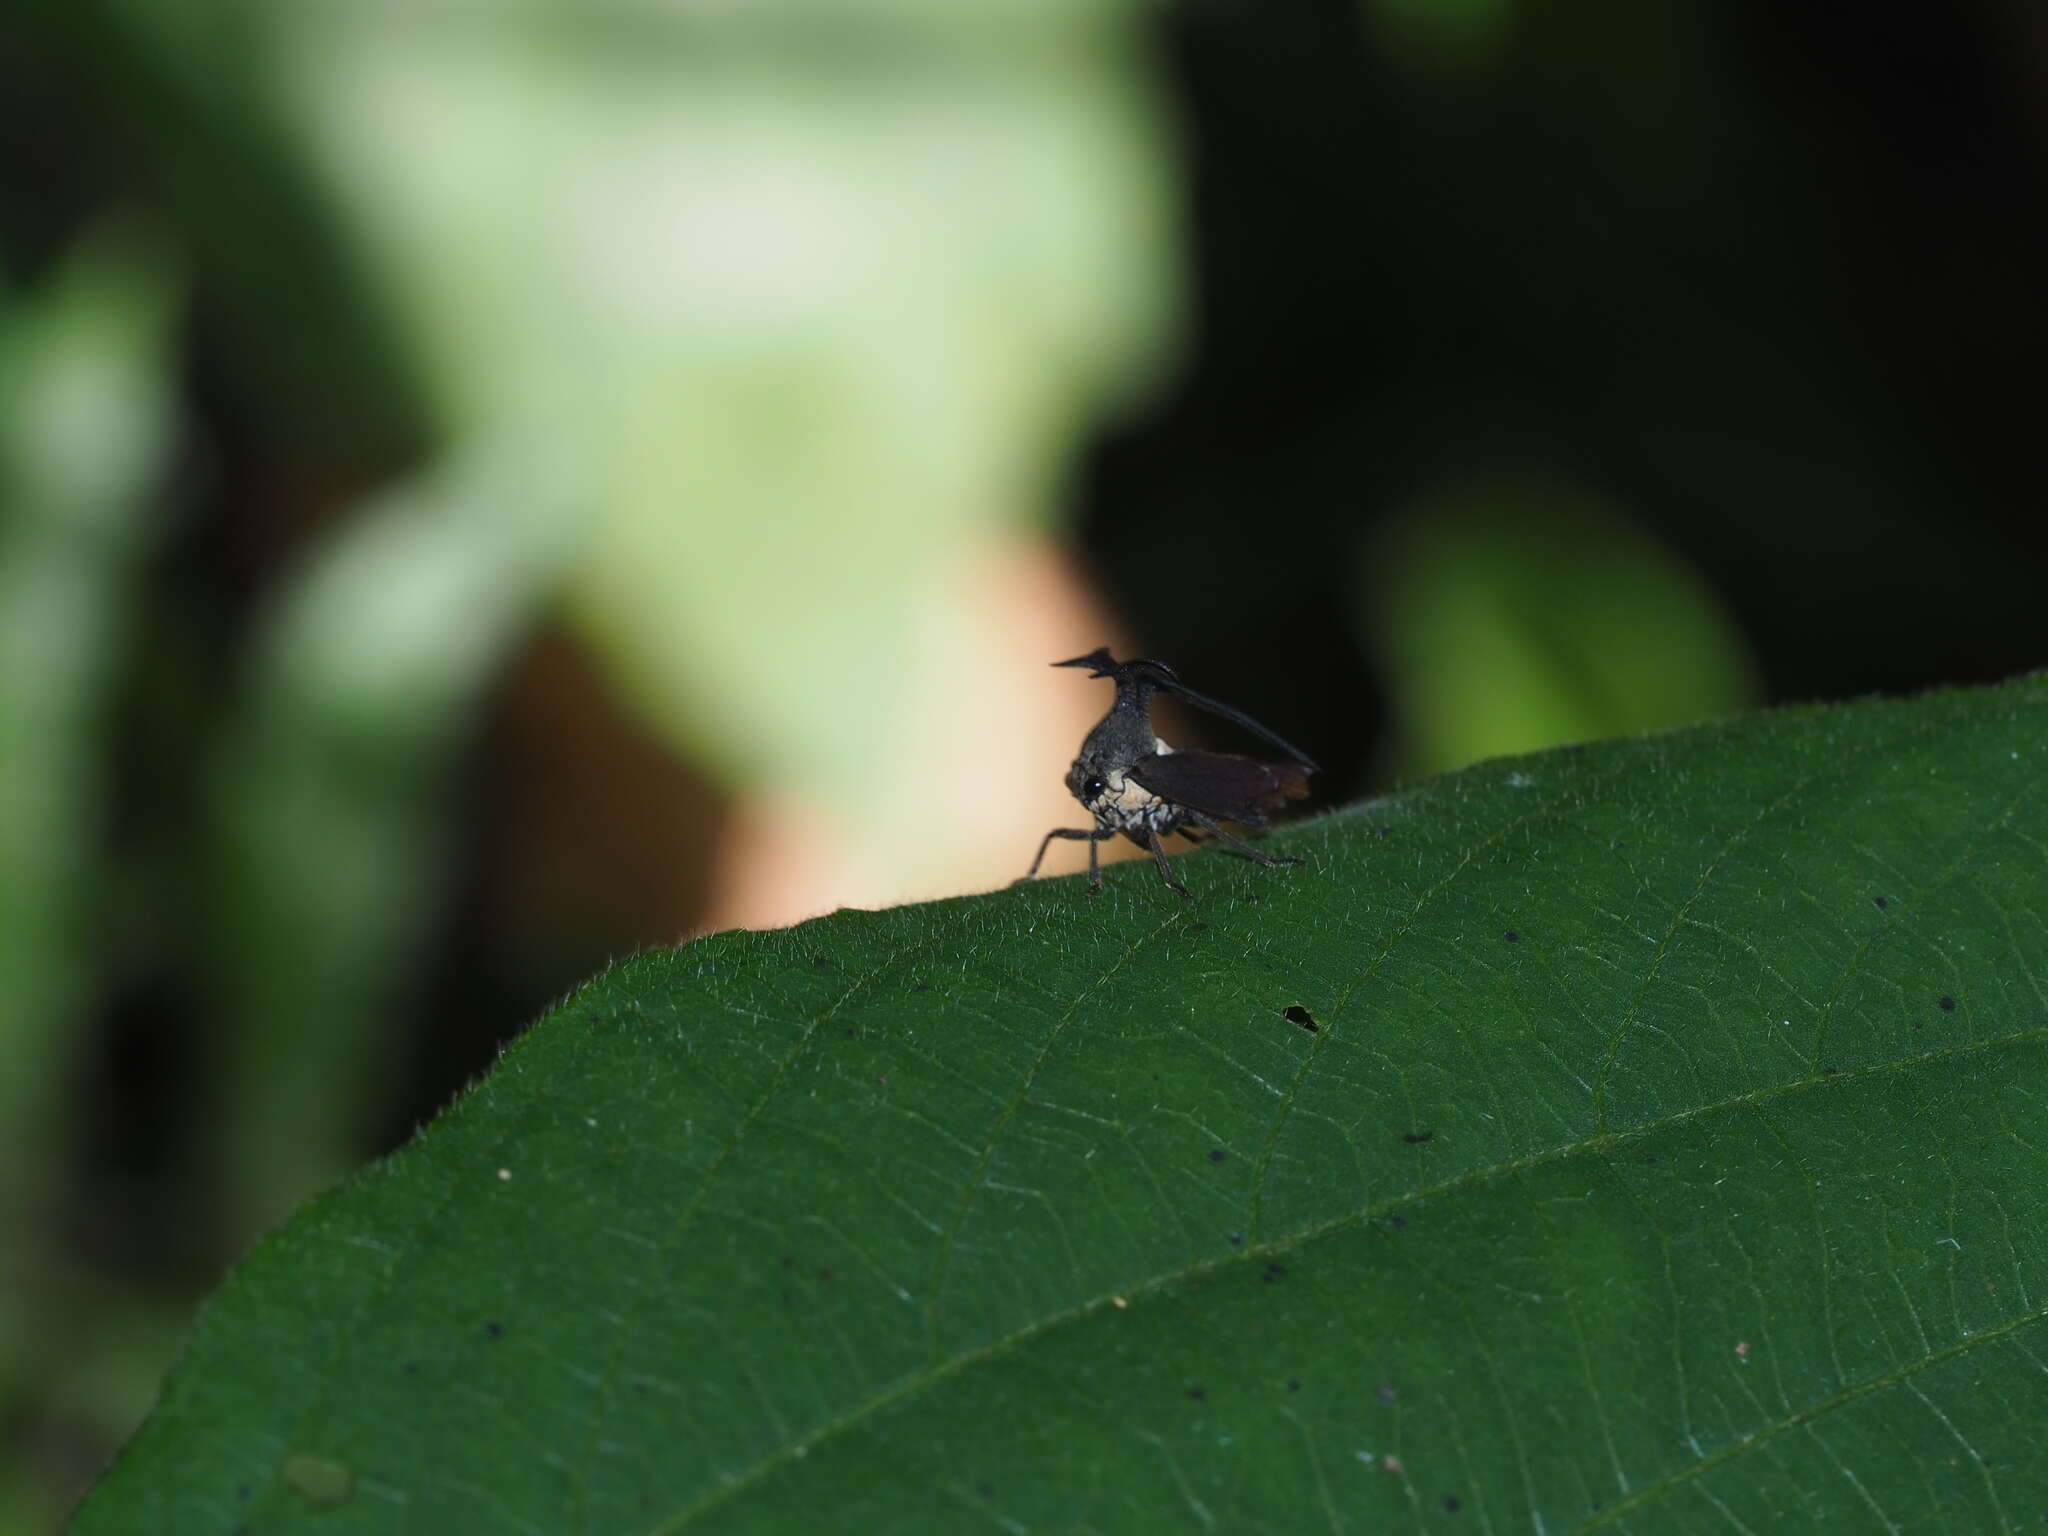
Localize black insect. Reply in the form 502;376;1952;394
1019;648;1317;898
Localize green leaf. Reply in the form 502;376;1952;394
1364;472;1757;780
78;679;2048;1532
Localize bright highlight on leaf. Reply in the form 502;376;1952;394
79;678;2048;1532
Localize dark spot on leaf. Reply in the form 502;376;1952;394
780;1255;795;1269
1376;826;1392;838
912;983;930;994
1263;1263;1287;1283
1286;1379;1301;1392
1378;1384;1398;1403
402;1361;418;1375
818;1267;834;1283
236;1484;252;1502
1940;995;1957;1012
632;1381;647;1394
1913;1021;1923;1029
1389;1215;1407;1229
1227;1233;1244;1246
1445;1495;1462;1513
1611;839;1625;849
485;1321;504;1338
780;1291;793;1305
1283;1005;1319;1032
1402;1130;1434;1144
1190;922;1210;934
1873;895;1890;909
1643;1154;1658;1164
979;1484;994;1500
842;1027;858;1038
1823;1066;1840;1076
1188;1385;1206;1401
1503;930;1519;943
812;956;831;967
1208;1149;1227;1163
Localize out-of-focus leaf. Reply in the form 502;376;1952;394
265;0;1180;873
0;220;179;1536
1366;473;1756;779
79;676;2048;1532
0;222;178;1213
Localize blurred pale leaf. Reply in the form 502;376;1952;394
265;0;1180;852
79;677;2048;1532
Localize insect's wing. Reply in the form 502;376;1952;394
1128;751;1310;826
1156;682;1319;773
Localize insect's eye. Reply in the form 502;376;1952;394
1084;777;1106;800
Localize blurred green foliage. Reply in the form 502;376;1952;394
0;223;175;1186
201;448;580;1235
0;224;180;1535
1368;474;1755;780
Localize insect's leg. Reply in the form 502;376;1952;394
1186;810;1305;868
1086;828;1106;894
1142;829;1192;899
1020;827;1102;882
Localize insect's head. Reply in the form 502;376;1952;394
1064;759;1110;808
1052;649;1179;688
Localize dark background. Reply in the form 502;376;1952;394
1096;1;2045;749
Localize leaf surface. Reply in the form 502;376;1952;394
77;680;2048;1533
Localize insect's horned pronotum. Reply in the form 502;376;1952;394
1018;647;1316;898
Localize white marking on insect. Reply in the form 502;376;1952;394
1081;754;1185;836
